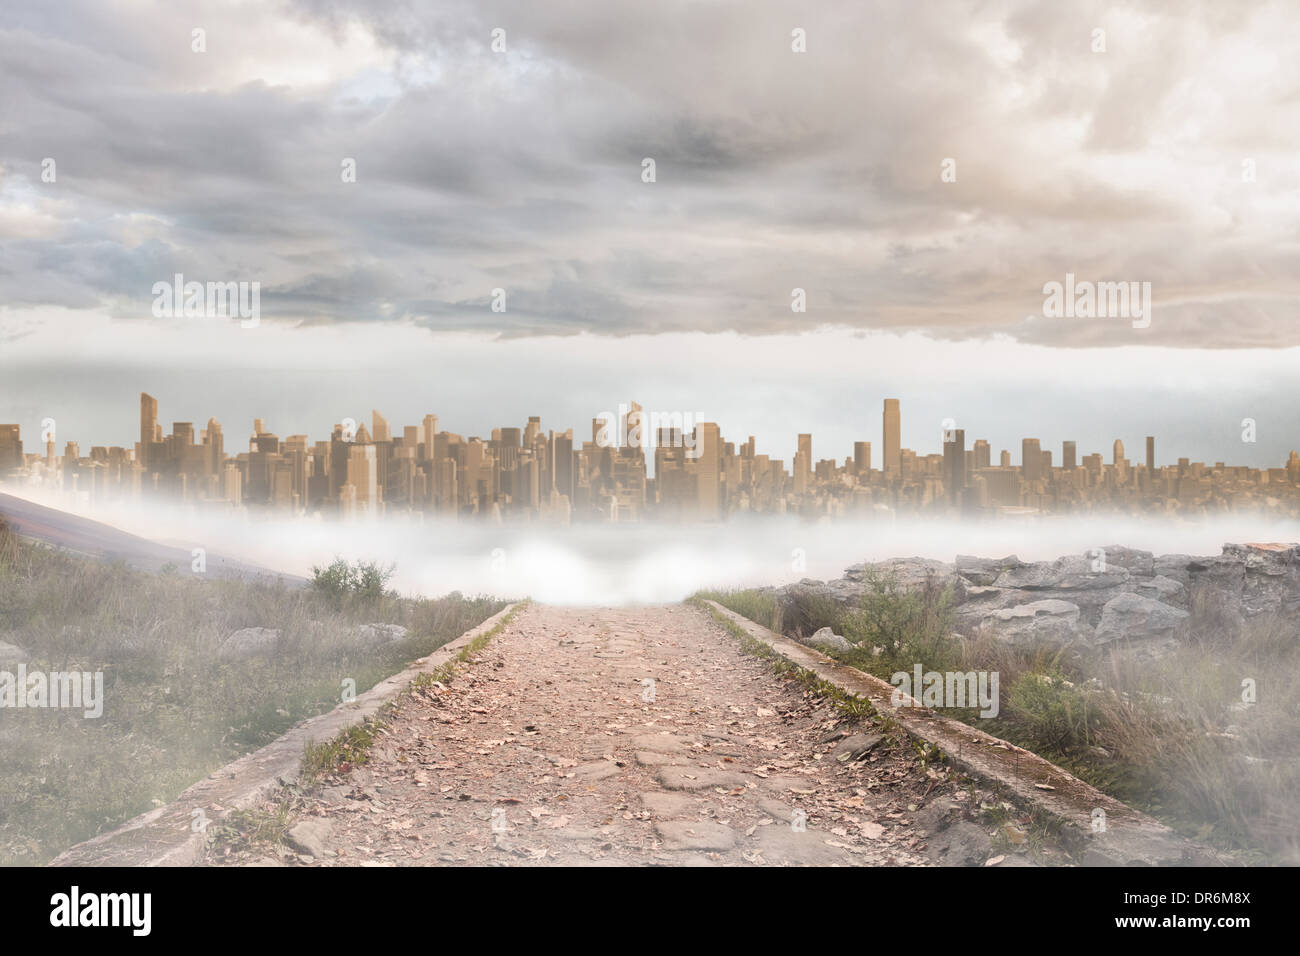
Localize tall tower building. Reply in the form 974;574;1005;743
420;414;438;461
797;434;812;485
205;418;224;477
0;425;20;470
1022;438;1042;482
883;399;901;478
346;443;378;512
1113;439;1125;465
372;410;391;444
943;428;966;501
853;441;871;475
140;393;158;470
696;422;721;520
1146;436;1156;472
1062;441;1077;471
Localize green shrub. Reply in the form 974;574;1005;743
309;557;396;605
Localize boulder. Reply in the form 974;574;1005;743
979;599;1083;648
804;626;851;653
846;557;966;602
1227;543;1300;617
286;819;333;858
925;820;995;866
832;733;882;761
354;623;409;647
0;641;29;664
1133;575;1185;603
218;627;280;661
1094;593;1189;646
955;555;1023;586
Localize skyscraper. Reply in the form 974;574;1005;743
140;393;157;470
0;424;21;470
943;428;966;502
853;441;871;475
1062;441;1077;471
1146;436;1156;472
1022;438;1042;481
696;422;721;520
420;414;438;460
883;399;900;478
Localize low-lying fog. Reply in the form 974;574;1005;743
8;487;1299;605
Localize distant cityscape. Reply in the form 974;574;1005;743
1;394;1299;523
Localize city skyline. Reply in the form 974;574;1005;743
3;391;1297;523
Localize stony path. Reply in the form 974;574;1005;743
217;603;992;866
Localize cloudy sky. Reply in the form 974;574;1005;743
2;0;1299;466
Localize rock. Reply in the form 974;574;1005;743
848;557;967;602
1227;543;1300;617
832;733;882;762
285;819;333;858
925;820;994;866
639;792;699;817
1095;546;1155;577
626;733;690;753
571;760;621;781
992;555;1130;592
1094;593;1189;646
955;555;1023;586
914;796;959;833
805;626;852;653
354;623;409;647
654;821;737;851
1134;575;1185;603
655;766;747;791
979;599;1083;648
1152;553;1195;584
218;627;280;661
752;824;857;865
0;641;29;664
634;750;679;767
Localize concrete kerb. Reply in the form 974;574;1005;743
701;599;1230;867
48;602;520;867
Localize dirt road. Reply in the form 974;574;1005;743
214;603;997;866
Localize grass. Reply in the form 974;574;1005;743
698;570;1300;864
207;601;526;860
0;514;507;865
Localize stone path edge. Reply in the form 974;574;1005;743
699;600;1232;867
48;602;521;867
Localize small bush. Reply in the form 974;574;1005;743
310;557;396;605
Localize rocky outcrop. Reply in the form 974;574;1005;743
776;542;1298;656
1094;593;1189;646
353;623;409;647
979;599;1084;648
218;627;281;661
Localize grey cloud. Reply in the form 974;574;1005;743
0;0;1297;345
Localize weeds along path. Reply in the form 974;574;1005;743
211;603;987;866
